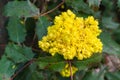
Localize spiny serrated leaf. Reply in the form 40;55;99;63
36;16;51;40
105;71;120;80
5;43;34;63
14;63;44;80
37;61;66;72
38;54;64;63
112;29;120;44
37;55;65;71
102;17;119;29
4;1;39;17
49;62;66;71
0;55;16;80
100;32;120;57
82;68;105;80
117;0;120;8
87;0;101;7
102;0;113;11
66;0;93;14
73;54;102;70
7;17;26;43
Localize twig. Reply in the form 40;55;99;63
31;33;37;47
32;48;40;52
10;59;35;80
68;60;73;80
40;0;65;16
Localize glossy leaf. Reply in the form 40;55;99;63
82;68;105;80
36;16;51;40
4;1;39;17
5;43;34;63
14;63;44;80
7;17;26;43
38;54;64;63
117;0;120;8
102;17;119;29
100;32;120;57
87;0;101;7
105;71;120;80
37;55;65;71
66;0;93;14
0;55;16;80
73;54;102;70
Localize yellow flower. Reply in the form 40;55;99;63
38;10;103;60
60;64;78;77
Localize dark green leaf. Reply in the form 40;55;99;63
117;0;120;8
74;70;86;80
37;61;49;69
73;54;102;70
38;54;64;63
66;0;93;14
37;55;65;71
102;17;119;29
37;61;66;72
36;16;51;40
0;55;16;80
87;0;101;7
5;43;34;63
105;71;120;80
4;1;39;17
49;62;66;71
112;29;120;44
101;0;114;16
100;32;120;57
14;63;44;80
82;67;105;80
7;17;26;43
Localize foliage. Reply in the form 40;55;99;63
7;17;26;43
1;0;120;80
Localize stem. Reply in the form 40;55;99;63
32;48;40;52
68;60;73;80
40;0;65;16
10;59;35;80
30;33;36;47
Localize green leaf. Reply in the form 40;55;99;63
4;1;39;17
38;54;64;63
101;0;113;16
7;17;26;43
36;16;51;40
49;62;66;71
0;55;16;80
102;17;119;29
5;43;34;63
14;63;45;80
117;0;120;8
73;54;102;70
66;0;93;14
37;55;65;71
87;0;101;7
105;71;120;80
100;32;120;57
82;67;105;80
112;29;120;44
37;61;65;72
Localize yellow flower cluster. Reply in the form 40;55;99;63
60;64;78;77
38;10;103;60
